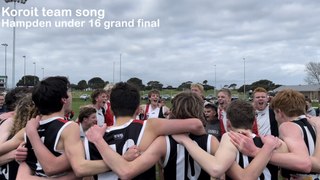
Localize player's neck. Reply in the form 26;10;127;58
115;116;133;126
41;111;64;121
231;128;252;135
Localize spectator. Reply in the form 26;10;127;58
305;97;316;116
0;93;6;115
78;106;97;141
103;84;115;126
204;102;221;140
253;87;278;136
91;89;107;126
191;83;205;101
139;89;168;120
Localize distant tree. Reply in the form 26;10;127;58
203;80;208;85
165;85;174;89
305;62;320;84
77;80;88;90
238;84;252;93
88;77;105;89
229;83;237;89
203;84;214;91
177;81;192;91
146;81;163;90
70;84;78;90
16;75;39;86
127;77;145;90
238;79;280;92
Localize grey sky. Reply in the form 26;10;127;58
1;0;319;88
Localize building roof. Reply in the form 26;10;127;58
273;84;320;92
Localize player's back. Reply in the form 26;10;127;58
85;119;156;180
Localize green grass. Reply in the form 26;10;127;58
70;89;245;120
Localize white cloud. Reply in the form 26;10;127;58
0;0;318;88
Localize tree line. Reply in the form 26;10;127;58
15;61;320;91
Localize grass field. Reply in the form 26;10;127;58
71;89;206;119
71;89;319;120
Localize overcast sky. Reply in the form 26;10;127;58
1;0;319;88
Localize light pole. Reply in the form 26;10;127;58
22;55;26;85
119;53;122;82
243;58;246;99
214;64;217;96
41;67;44;79
113;61;115;84
1;43;8;89
33;62;36;85
4;0;28;88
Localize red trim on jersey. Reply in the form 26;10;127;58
143;104;150;120
57;118;68;123
133;119;145;125
104;102;114;126
218;108;226;135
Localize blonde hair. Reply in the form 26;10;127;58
190;83;204;95
104;83;114;94
10;94;39;138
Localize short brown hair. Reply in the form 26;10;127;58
226;100;255;130
218;88;232;98
270;89;306;117
91;89;107;104
148;89;160;98
78;107;96;123
170;92;206;125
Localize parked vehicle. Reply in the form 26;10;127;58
205;94;215;101
141;94;149;100
80;94;90;101
161;94;171;100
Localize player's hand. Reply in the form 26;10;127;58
123;145;141;161
172;133;189;144
229;131;259;157
261;135;281;150
25;115;41;136
306;115;320;132
86;124;107;144
15;142;28;163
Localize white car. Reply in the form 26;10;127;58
80;94;90;100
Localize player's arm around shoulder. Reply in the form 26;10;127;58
271;122;312;172
61;121;86;177
62;122;109;177
213;133;239;170
0;127;24;156
209;135;220;156
146;118;205;137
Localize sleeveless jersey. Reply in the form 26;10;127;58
281;117;319;179
226;135;279;180
161;134;212;180
142;104;165;120
25;117;71;177
84;119;156;180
